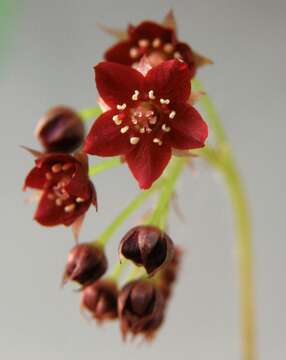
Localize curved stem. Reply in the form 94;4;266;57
194;78;256;360
88;157;121;177
148;158;186;230
94;180;163;248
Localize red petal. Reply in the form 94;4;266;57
24;166;46;190
145;59;191;103
167;104;208;150
35;189;91;227
130;21;174;43
84;109;133;156
125;138;172;189
105;41;134;65
94;62;144;108
65;164;91;199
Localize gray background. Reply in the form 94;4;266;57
0;0;285;359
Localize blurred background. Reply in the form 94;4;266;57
0;0;285;359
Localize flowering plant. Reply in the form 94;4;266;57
23;10;256;359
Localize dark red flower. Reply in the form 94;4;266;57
119;225;174;275
103;12;212;78
84;59;208;189
63;243;107;286
24;152;97;232
118;280;165;339
81;280;118;321
35;106;85;153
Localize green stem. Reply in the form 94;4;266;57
109;259;128;282
148;158;186;230
194;78;256;360
78;106;102;121
88;157;121;177
94;180;163;248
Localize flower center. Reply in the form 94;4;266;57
44;162;86;212
130;102;158;134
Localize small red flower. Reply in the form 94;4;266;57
24;152;97;232
84;59;208;189
103;12;212;78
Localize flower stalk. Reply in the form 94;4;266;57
193;78;256;360
94;180;164;248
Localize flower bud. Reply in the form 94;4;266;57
118;280;165;339
81;280;118;321
35;106;84;153
119;225;174;275
63;243;107;286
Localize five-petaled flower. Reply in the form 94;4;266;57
103;11;212;78
24;152;97;234
84;59;208;189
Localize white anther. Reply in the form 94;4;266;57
120;126;129;134
132;118;138;125
130;47;139;58
149;117;157;125
174;51;181;59
112;114;122;125
130;137;140;145
55;198;63;206
62;163;73;171
160;98;170;105
139;128;146;134
52;163;62;173
153;138;163;146
139;39;149;48
148;90;156;100
132;90;140;101
117;103;127;110
64;203;76;213
146;128;152;133
45;172;53;180
76;197;85;203
162;124;171;132
137;112;143;118
152;38;161;48
169;110;176;119
164;43;174;53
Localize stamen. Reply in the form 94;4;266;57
112;114;122;125
146;128;152;133
120;126;129;134
132;118;138;125
130;47;139;58
45;172;53;180
139;39;149;48
162;124;171;132
64;203;76;213
153;138;163;146
149;117;157;125
137;112;143;118
132;90;140;101
52;163;62;173
139;128;146;134
169;110;176;119
56;198;63;207
152;38;161;48
62;163;73;171
174;51;181;59
76;197;85;203
164;43;174;53
117;103;127;110
160;98;170;105
148;90;156;100
130;137;140;145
